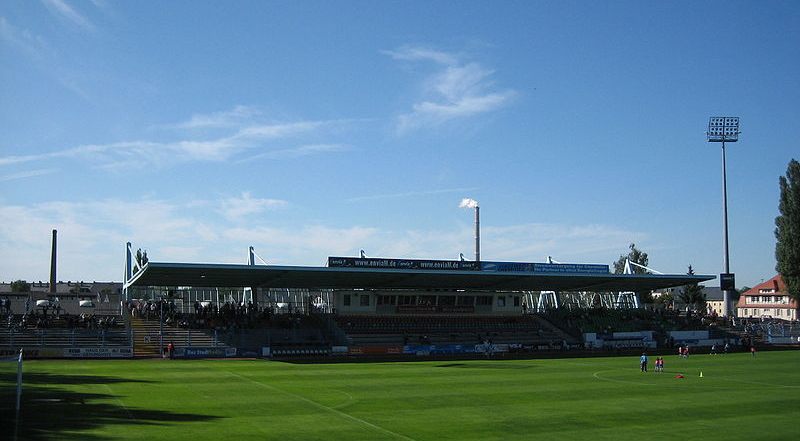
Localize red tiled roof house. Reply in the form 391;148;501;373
736;275;798;320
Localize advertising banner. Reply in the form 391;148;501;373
481;262;609;274
328;257;480;271
346;346;402;355
0;348;64;359
329;257;608;274
179;347;237;358
63;347;133;358
403;344;480;355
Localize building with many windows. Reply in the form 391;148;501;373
736;275;798;320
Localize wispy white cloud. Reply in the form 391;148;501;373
219;192;287;221
239;143;349;162
0;16;51;60
0;110;350;170
346;187;479;203
389;46;516;133
168;105;262;130
0;168;57;182
41;0;95;31
383;46;458;65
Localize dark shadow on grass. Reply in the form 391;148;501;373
435;362;536;369
0;373;219;441
0;372;154;385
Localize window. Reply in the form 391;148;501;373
398;295;415;305
514;296;521;307
476;296;492;306
377;295;396;305
497;296;506;307
343;295;351;306
457;296;474;306
360;295;370;306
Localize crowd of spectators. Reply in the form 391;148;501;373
5;310;120;331
544;307;713;338
126;299;319;333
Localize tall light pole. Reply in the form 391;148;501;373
707;116;740;317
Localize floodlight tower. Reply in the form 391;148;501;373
707;116;740;317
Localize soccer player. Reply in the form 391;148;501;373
640;353;648;372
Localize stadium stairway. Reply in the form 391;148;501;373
131;317;230;358
130;318;162;357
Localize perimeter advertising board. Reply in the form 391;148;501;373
178;347;237;358
63;347;134;358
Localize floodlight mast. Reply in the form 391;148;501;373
707;116;740;317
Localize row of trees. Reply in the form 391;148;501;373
775;159;799;303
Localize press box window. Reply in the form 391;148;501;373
343;295;351;306
360;295;370;306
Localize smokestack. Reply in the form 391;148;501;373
474;205;480;263
50;229;57;293
459;198;480;263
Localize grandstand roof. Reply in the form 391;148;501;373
125;261;714;292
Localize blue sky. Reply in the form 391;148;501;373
1;1;798;288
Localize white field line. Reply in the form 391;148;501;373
592;369;800;389
225;370;417;441
102;384;136;420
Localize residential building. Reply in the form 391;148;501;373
736;275;798;320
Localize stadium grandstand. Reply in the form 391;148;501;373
5;238;797;360
115;241;761;359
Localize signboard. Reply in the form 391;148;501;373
482;262;609;274
329;257;608;274
328;257;480;271
179;347;237;358
1;348;64;359
63;347;133;358
720;273;736;291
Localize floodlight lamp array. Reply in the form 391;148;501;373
707;116;740;142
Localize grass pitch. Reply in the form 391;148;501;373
2;351;799;440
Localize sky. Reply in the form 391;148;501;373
1;1;799;288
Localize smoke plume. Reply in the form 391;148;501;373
459;198;479;209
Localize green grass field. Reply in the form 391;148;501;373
2;351;799;440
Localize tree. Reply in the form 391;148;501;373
613;243;649;274
613;243;653;303
10;280;30;292
733;286;749;303
679;265;706;311
775;159;800;301
654;291;674;306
